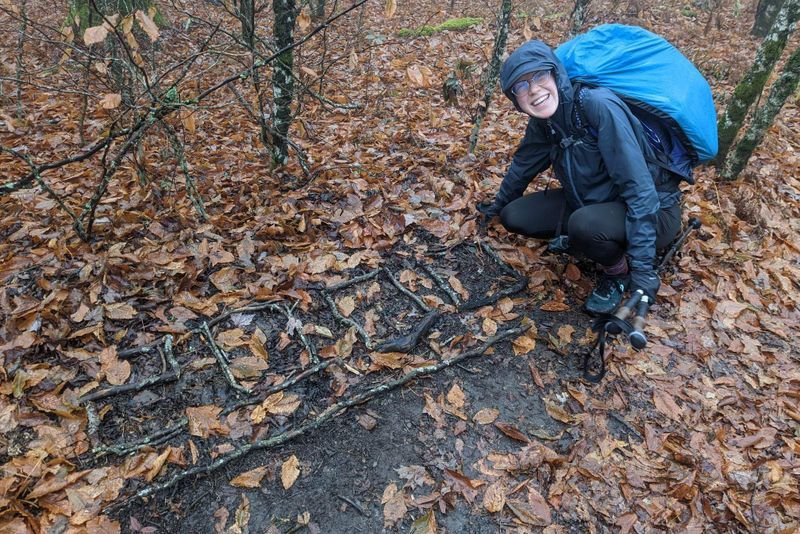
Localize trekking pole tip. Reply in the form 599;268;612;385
688;217;701;229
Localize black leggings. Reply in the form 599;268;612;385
499;189;681;266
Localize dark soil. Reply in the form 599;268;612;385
103;236;608;533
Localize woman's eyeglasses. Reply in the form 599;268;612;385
511;70;552;95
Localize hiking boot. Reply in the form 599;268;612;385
584;275;628;316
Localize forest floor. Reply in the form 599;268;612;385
1;0;799;532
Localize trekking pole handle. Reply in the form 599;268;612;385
629;295;651;350
605;290;643;335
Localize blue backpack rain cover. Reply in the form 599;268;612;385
555;24;718;170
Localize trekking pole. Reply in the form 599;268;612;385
627;217;701;350
657;217;702;271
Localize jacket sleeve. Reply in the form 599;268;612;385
584;92;659;272
495;119;552;208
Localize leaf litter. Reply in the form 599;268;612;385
1;0;799;531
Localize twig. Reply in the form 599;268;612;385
421;263;461;306
80;336;180;404
325;268;381;291
85;401;101;449
459;241;528;311
222;359;337;415
285;304;319;364
201;322;252;395
207;301;285;329
106;325;528;512
118;340;161;359
337;494;368;516
93;418;188;457
608;411;643;441
382;267;430;312
322;291;373;350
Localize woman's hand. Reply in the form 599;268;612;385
630;269;660;302
477;200;503;220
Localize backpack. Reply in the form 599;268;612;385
555;24;718;182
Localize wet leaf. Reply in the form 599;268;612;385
231;465;268;488
382;483;406;527
99;346;131;386
483;480;506;513
337;296;355;317
482;317;497;336
281;455;300;489
446;383;465;409
409;508;437;534
473;408;499;425
186;405;230;438
494;422;530;443
134;10;159;42
512;333;536;355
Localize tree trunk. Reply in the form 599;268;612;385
753;0;786;37
721;45;800;180
239;0;256;48
715;0;799;167
271;0;298;167
68;0;156;33
311;0;325;22
571;0;591;37
468;0;512;154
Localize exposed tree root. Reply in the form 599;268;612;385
322;291;373;350
221;359;338;415
200;323;252;395
93;418;188;458
375;310;441;353
81;336;180;404
421;262;461;306
459;241;528;311
107;325;528;513
382;267;431;312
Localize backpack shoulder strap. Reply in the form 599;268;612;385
571;82;597;139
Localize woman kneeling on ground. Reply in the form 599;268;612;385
479;40;683;315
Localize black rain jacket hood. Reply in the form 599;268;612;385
500;40;575;132
494;40;682;273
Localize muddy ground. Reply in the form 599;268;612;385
101;237;638;533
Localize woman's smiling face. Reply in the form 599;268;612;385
514;70;559;119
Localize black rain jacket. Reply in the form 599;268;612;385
497;41;681;272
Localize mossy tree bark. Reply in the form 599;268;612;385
571;0;592;37
68;0;156;33
721;45;800;180
753;0;786;37
311;0;325;21
271;0;298;167
715;0;799;167
238;0;256;47
468;0;512;155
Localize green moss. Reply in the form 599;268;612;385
397;17;483;37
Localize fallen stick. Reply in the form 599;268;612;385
382;267;431;312
93;418;188;457
459;241;528;311
325;269;382;292
322;291;373;350
80;335;180;404
107;325;528;512
208;301;285;329
221;359;337;415
421;263;461;306
201;323;251;395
